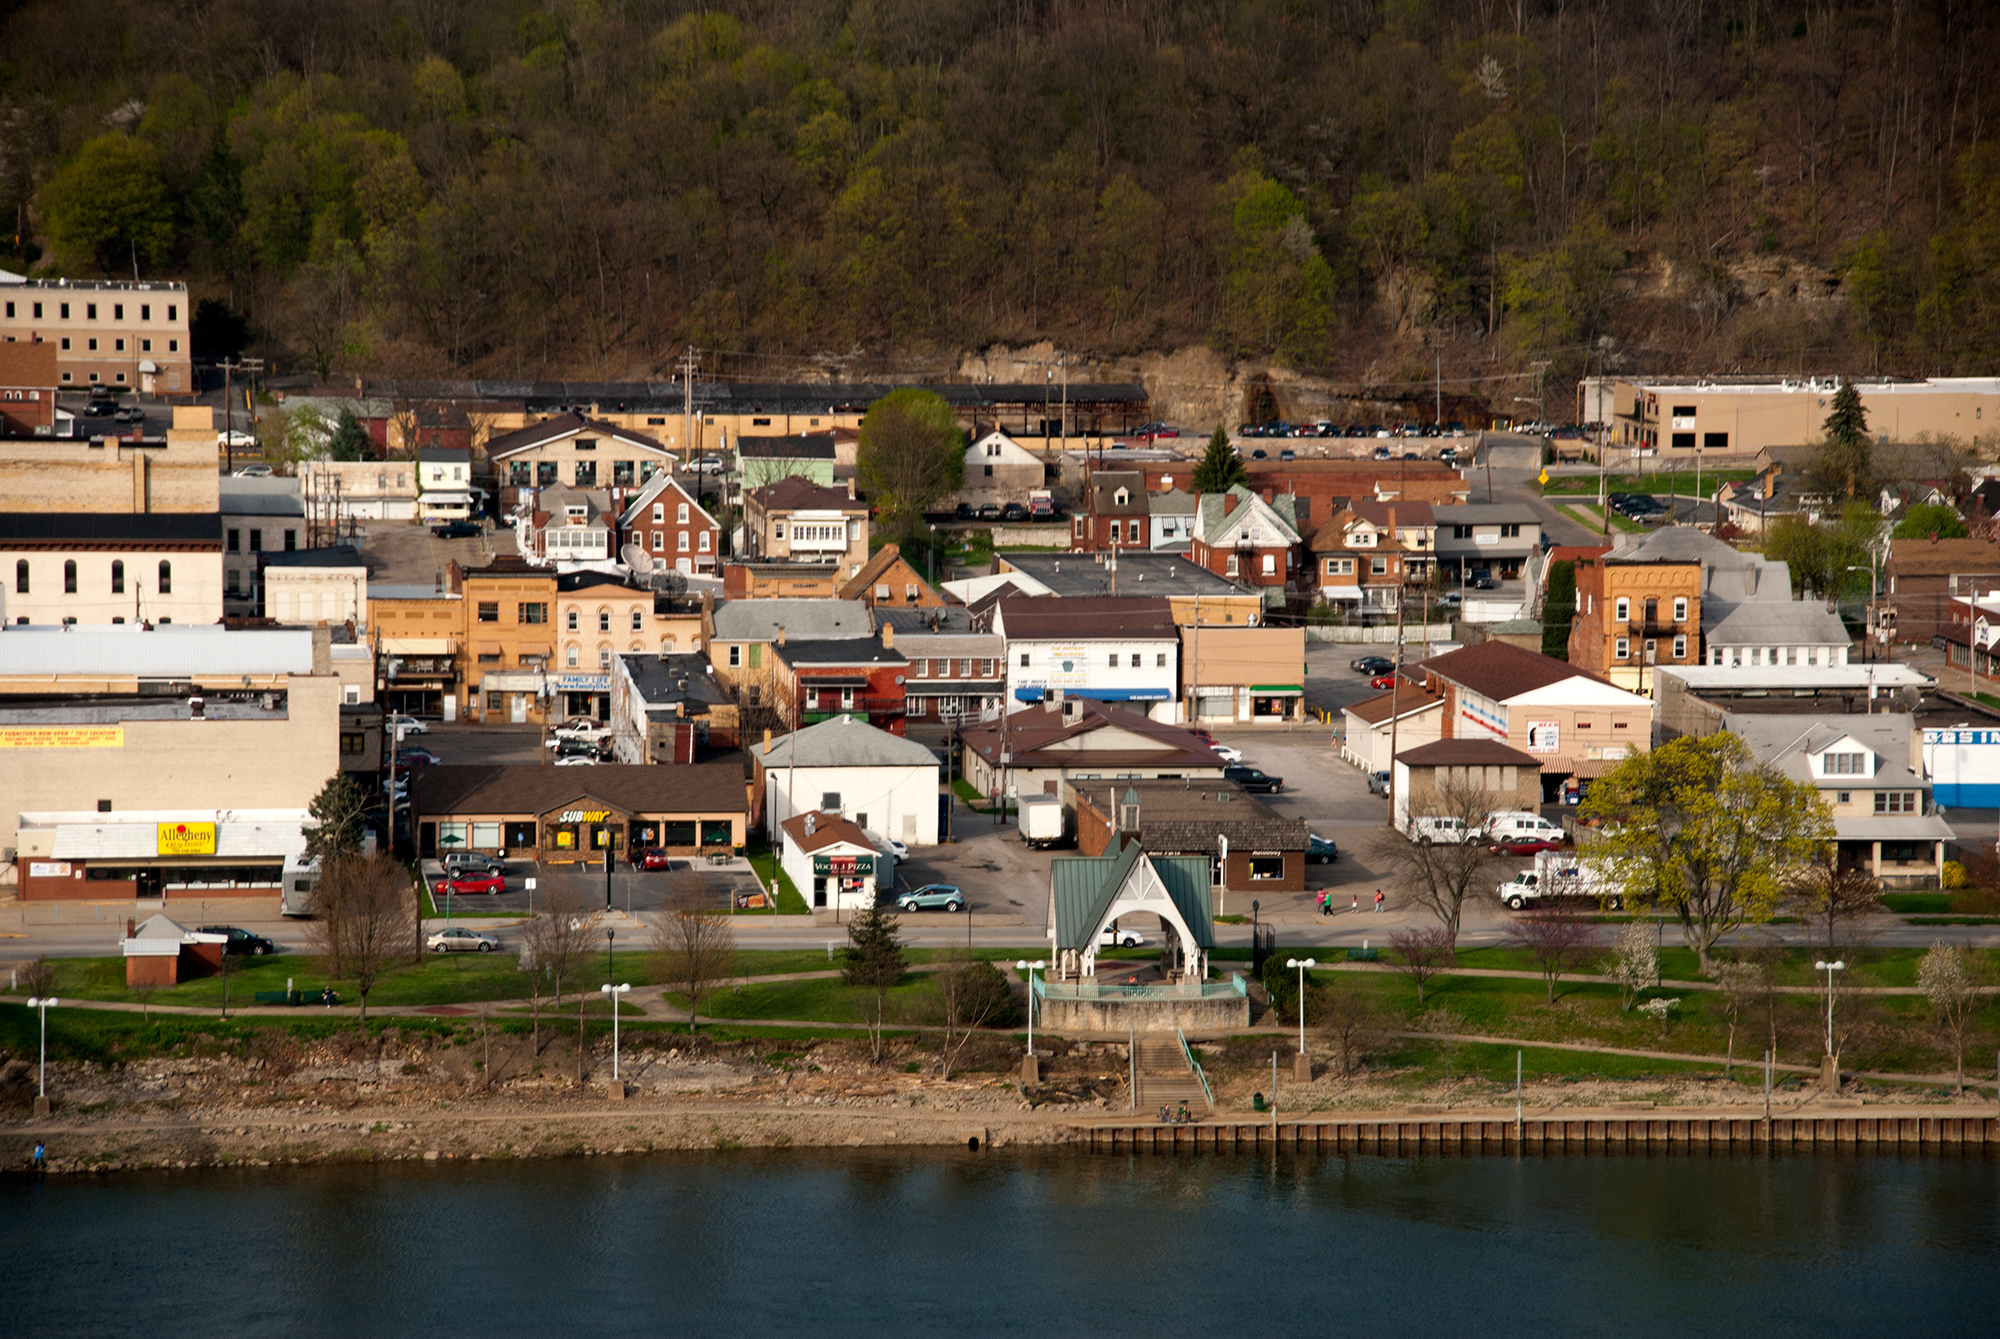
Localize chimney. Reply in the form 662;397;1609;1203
763;728;773;749
776;624;787;646
881;622;894;649
1222;493;1240;519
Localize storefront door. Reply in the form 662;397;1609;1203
510;694;527;724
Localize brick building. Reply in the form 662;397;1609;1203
618;472;719;575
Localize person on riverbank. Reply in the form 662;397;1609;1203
32;1140;46;1172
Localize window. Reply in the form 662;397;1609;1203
167;339;177;353
1130;654;1142;668
1836;791;1851;805
1499;523;1521;538
1325;557;1354;576
598;611;611;632
1614;637;1630;660
1109;653;1119;668
911;659;928;678
612;461;634;487
1614;598;1630;622
141;338;151;352
86;303;97;319
537;461;559;487
157;561;171;594
1248;855;1284;881
226;529;239;552
110;560;123;594
62;560;77;594
566;610;579;631
631;610;643;631
983;464;993;477
652;503;665;524
1156;653;1167;667
520;603;547;625
226;570;240;595
599;647;612;669
1703;432;1730;449
1873;791;1918;813
1370;556;1388;575
509;461;531;487
678;531;690;551
59;303;69;319
140;304;149;320
729;645;741;667
1672;597;1687;623
1672;635;1687;659
677;502;689;524
249;529;262;553
1262;554;1276;575
284;530;297;551
649;531;662;553
698;531;710;552
1226;555;1240;576
59;337;70;351
168;305;177;321
1824;752;1868;776
87;338;98;351
574;461;596;486
1129;520;1142;544
114;338;124;352
775;523;786;540
1672;432;1696;449
477;602;499;623
566;645;579;668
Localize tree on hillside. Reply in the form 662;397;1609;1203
1809;382;1874;500
1581;733;1833;971
856;389;964;545
37;132;176;271
303;774;370;866
1892;502;1968;540
1192;426;1247;493
328;407;372;462
841;899;906;1063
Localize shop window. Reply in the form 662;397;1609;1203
63;560;76;594
574;461;596;486
438;821;469;848
486;692;504;711
700;819;733;847
471;822;501;849
1248;856;1284;880
477;602;499;623
14;560;25;594
111;560;123;594
538;462;558;486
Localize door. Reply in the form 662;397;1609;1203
510;694;527;724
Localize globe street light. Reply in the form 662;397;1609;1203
1285;958;1316;1055
600;982;633;1081
1016;960;1047;1057
26;995;57;1104
1814;960;1846;1062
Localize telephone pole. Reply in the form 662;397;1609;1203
677;346;701;467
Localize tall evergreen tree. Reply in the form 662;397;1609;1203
1812;382;1874;499
842;899;906;1062
328;407;371;461
1192;425;1247;493
303;773;369;865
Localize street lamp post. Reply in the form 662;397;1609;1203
26;996;56;1109
1015;959;1047;1056
1285;958;1315;1054
1815;959;1846;1089
606;927;615;983
600;982;632;1080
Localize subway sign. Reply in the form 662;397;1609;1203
558;809;612;823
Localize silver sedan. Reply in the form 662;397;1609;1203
426;927;500;953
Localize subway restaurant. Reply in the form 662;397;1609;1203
409;764;747;865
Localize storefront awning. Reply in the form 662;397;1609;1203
479;672;544;691
1069;688;1170;702
382;637;454;655
1322;587;1363;601
477;640;502;654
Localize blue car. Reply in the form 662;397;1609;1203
892;884;965;912
1307;834;1339;864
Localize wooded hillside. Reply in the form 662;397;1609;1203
3;0;1995;389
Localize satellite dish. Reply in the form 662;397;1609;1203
622;543;652;574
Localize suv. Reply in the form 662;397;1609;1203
431;520;482;539
1224;765;1283;794
554;736;603;760
1000;502;1027;522
440;852;504;878
198;926;276;956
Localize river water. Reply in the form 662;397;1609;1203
3;1149;1996;1335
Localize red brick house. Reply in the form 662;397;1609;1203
1071;470;1150;551
619;471;720;575
0;340;58;435
1190;486;1303;597
772;624;909;733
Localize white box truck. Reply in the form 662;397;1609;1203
1019;794;1067;848
1495;850;1622;910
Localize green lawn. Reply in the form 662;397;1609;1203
1560;503;1642;534
669;972;938;1024
1538;469;1754;497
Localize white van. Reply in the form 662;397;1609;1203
1408;815;1473;844
1484;811;1566;847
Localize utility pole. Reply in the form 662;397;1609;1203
678;346;700;468
1385;572;1407;827
1435;353;1442;426
221;357;237;474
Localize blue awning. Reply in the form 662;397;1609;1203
1069;688;1170;701
1014;686;1045;702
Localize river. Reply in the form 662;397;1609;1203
3;1149;1995;1335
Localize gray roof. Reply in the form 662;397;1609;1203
711;598;871;642
370;584;457;601
1432;504;1541;525
419;448;470;463
748;712;939;768
877;607;975;633
996;551;1244;598
219;477;304;516
1614;525;1791;616
1724;713;1922;787
619;653;731;713
775;637;905;667
1706;600;1851;647
260;545;366;569
0;626;315;676
1149;489;1198;516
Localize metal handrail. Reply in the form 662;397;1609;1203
1178;1026;1213;1109
1033;978;1246;1001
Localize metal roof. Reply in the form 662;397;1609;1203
749;713;938;769
1050;846;1213;953
711;598;870;642
0;626;316;677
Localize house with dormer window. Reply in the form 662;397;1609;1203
1727;713;1949;884
1189;485;1302;601
1309;501;1435;610
616;471;719;576
516;483;614;566
1075;470;1150;551
957;429;1044;511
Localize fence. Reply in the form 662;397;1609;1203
1035;977;1249;1002
1303;623;1455;645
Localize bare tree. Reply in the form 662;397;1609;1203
19;956;53;999
928;952;1017;1080
1793;856;1882;956
1388;925;1456;1006
1506;904;1600;1004
1319;982;1380;1075
522;885;599;1005
1368;779;1506;944
1711;960;1762;1077
1606;921;1658;1012
652;866;737;1032
1918;940;1987;1094
307;853;415;1022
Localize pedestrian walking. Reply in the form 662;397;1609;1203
1374;889;1386;913
1318;892;1331;917
1350;894;1359;913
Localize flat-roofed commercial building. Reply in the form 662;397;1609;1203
0;274;193;394
0;625;340;899
0;512;222;626
408;763;746;864
1606;376;2000;459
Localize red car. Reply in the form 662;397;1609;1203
1490;837;1565;856
640;849;673;871
438;871;505;896
1370;674;1398;689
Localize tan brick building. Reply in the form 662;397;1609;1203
458;558;558;725
0;276;194;393
1566;554;1704;690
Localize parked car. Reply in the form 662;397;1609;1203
1365;770;1392;796
1491;835;1566;856
1209;742;1243;763
873;835;909;864
639;848;674;870
1279;448;1296;460
83;399;118;417
1001;502;1027;522
216;429;256;449
1409;816;1473;843
197;925;276;956
554;736;602;759
1307;834;1339;864
1467;572;1499;590
1099;922;1148;948
1351;655;1394;674
231;463;272;477
553;756;599;766
1371;446;1392;460
431;520;482;539
1251;448;1267;459
396;747;441;767
386;713;428;736
440;852;504;877
1224;765;1283;794
1486;811;1567;849
552;717;609;741
427;927;500;953
955;502;974;519
1369;673;1398;689
437;871;505;896
893;884;965;912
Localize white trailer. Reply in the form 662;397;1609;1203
1019;794;1067;848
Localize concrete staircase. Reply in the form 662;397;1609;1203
1133;1036;1212;1115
